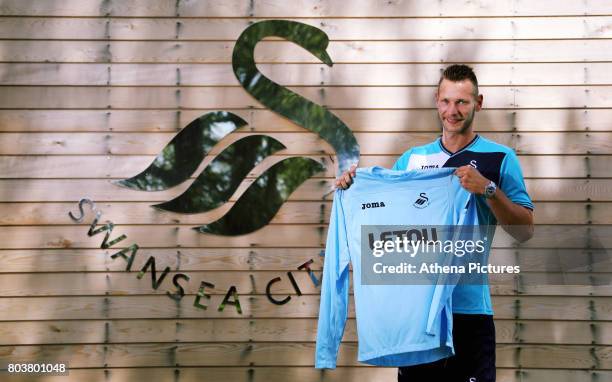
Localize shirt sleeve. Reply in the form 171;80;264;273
315;190;351;369
500;150;534;210
391;149;412;170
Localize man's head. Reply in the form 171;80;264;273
435;64;483;134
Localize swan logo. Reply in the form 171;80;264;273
113;20;360;236
413;193;430;209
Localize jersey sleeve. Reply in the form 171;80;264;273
315;190;351;369
391;149;413;170
500;150;534;210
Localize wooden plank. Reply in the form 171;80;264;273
3;17;612;40
2;201;610;225
0;271;323;296
2;131;612;155
1;319;609;345
497;344;612;369
0;178;609;202
495;320;612;345
2;223;612;249
1;368;610;382
0;154;337;178
497;370;608;382
0;248;325;273
0;367;396;382
0;270;608;297
0;367;607;382
0;342;609;368
3;63;612;87
0;131;337;155
0;224;330;249
1;109;607;133
492;248;612;273
3;154;612;179
0;246;605;273
0;178;333;202
1;40;610;63
0;247;609;273
0;295;608;320
494;225;612;249
1;0;609;17
0;200;332;225
0;86;610;109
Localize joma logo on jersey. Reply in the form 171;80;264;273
413;193;429;208
362;201;386;210
421;165;439;169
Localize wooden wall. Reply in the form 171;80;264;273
1;1;611;381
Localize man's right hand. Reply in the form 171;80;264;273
334;164;358;190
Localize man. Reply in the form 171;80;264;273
335;64;534;381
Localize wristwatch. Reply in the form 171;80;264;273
484;180;497;199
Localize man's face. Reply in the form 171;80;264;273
436;79;483;134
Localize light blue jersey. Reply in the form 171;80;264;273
392;135;534;314
315;167;478;369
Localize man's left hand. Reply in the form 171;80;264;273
454;165;490;195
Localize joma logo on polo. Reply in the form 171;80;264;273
362;201;386;210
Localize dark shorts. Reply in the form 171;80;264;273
397;314;496;382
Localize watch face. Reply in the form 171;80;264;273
485;182;496;198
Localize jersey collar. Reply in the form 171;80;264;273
438;134;480;156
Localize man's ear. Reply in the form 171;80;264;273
475;94;483;111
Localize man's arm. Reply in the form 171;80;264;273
455;165;534;242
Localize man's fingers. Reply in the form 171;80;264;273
334;173;349;190
335;165;358;190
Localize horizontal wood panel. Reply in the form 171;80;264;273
0;178;609;202
0;200;331;225
2;224;612;249
1;109;608;132
0;0;608;17
0;248;609;273
2;201;610;225
0;367;608;382
2;132;612;155
3;155;611;179
0;178;334;202
0;271;608;297
0;319;609;345
0;368;609;382
0;295;608;320
3;63;612;87
1;40;611;63
0;342;609;368
1;367;395;382
0;131;336;155
0;224;331;249
0;248;324;273
0;155;330;178
0;86;611;109
3;17;612;40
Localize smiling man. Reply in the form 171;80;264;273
335;64;535;381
